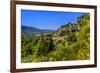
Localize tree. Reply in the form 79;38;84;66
66;32;77;42
77;13;90;27
61;25;66;28
37;34;54;56
76;13;90;60
66;22;73;27
48;36;54;52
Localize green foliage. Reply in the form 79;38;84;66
36;33;54;56
76;20;90;60
66;22;73;27
21;13;90;63
77;13;90;27
61;25;66;28
66;32;77;42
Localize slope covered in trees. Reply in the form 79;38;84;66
21;13;90;63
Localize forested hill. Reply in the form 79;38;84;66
22;25;54;36
52;22;80;37
52;14;90;37
21;13;90;63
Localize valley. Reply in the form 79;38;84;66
21;14;90;63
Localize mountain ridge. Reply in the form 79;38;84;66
21;25;54;36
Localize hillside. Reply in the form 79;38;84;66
21;13;90;63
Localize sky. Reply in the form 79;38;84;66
21;9;84;30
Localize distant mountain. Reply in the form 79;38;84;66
21;25;54;36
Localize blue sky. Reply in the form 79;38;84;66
21;9;84;30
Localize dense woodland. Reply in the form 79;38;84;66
21;13;90;63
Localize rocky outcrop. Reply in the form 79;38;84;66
52;23;80;37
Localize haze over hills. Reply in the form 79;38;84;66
21;22;80;37
21;25;54;36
